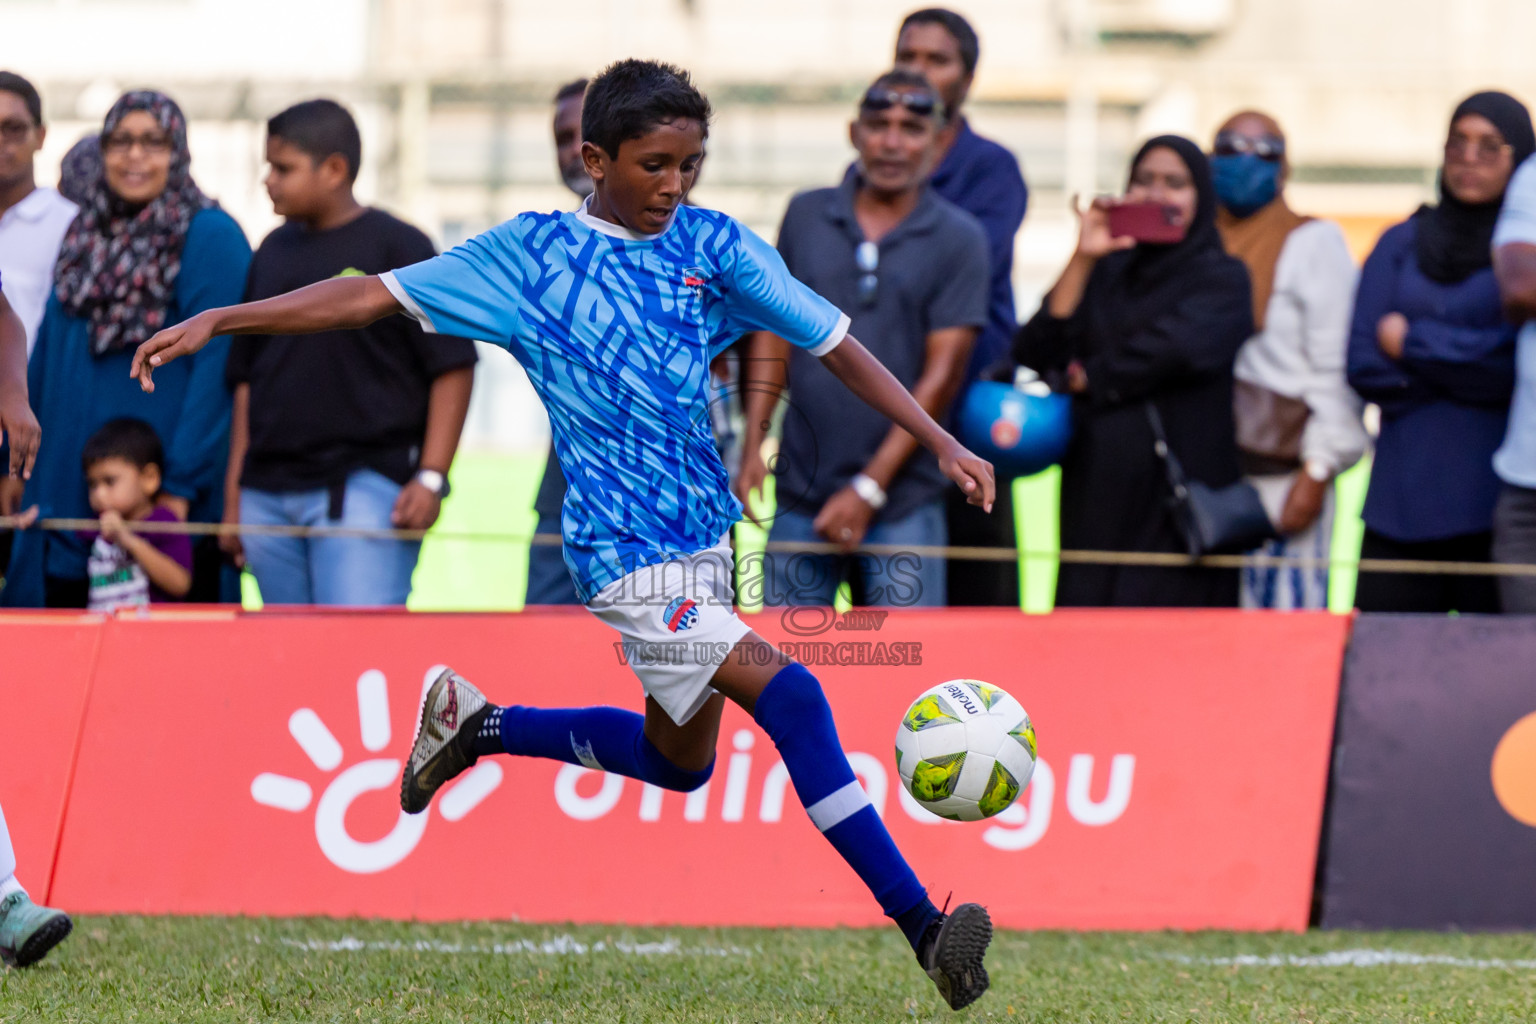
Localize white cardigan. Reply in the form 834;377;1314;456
1233;218;1369;478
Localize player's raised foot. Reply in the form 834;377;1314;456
401;668;489;814
919;902;992;1011
0;892;73;968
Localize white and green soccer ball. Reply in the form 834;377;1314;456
894;679;1037;822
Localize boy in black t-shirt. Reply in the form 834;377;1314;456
224;99;476;605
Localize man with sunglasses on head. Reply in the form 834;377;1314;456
739;70;989;609
0;72;77;354
1211;111;1365;610
893;9;1027;608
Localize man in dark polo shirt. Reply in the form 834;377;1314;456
739;69;989;608
895;8;1029;607
524;78;589;606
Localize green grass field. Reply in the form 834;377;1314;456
6;916;1536;1022
365;451;1372;615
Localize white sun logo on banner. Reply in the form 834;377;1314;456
250;666;503;874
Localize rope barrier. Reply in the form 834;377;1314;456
3;513;1535;577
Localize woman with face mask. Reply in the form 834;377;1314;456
1347;91;1533;613
1211;111;1368;610
1011;135;1254;608
0;91;251;608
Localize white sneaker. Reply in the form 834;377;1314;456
400;668;488;814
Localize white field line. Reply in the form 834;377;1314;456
1165;949;1536;969
261;934;750;957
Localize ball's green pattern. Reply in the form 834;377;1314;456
902;693;959;732
977;760;1021;817
964;680;1007;710
1010;718;1038;759
909;752;966;801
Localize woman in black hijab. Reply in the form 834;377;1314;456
1012;135;1255;607
1347;92;1532;614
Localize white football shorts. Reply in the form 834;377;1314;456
586;535;752;726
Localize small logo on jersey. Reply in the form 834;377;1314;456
663;597;699;633
682;267;707;294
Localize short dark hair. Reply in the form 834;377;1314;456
899;8;981;76
82;418;165;478
582;60;711;159
0;71;43;126
555;78;589;105
267;98;362;182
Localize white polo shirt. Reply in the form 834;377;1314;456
0;186;78;354
1494;156;1536;489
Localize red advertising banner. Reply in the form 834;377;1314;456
28;608;1345;930
0;614;105;900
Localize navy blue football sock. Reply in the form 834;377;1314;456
893;894;943;953
753;663;929;944
495;704;712;792
469;706;505;757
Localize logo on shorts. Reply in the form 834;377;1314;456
663;596;699;633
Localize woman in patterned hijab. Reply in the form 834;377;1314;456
1;89;251;609
53;91;214;356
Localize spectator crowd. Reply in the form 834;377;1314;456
4;7;1536;614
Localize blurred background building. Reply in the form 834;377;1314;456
11;0;1536;449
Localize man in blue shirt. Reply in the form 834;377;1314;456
894;8;1029;606
131;59;999;1010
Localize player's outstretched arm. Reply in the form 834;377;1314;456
820;334;996;512
131;276;403;392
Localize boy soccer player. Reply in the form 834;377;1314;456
0;277;70;968
131;60;998;1009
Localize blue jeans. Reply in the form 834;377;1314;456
755;501;947;607
525;513;581;605
240;469;421;606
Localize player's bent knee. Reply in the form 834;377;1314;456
753;662;832;738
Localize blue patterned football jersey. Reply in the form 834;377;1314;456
382;201;849;602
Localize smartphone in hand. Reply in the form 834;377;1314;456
1106;202;1187;245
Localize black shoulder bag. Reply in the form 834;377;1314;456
1145;402;1277;558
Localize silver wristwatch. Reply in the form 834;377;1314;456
415;468;451;499
850;473;888;510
